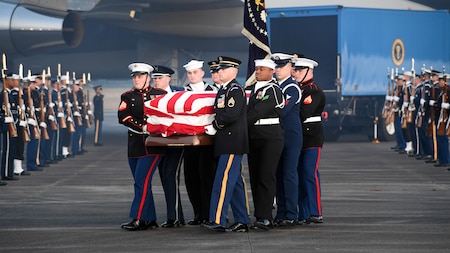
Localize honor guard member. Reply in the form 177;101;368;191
11;73;29;176
118;62;167;231
39;72;55;165
403;71;417;156
433;73;450;167
71;79;84;155
411;73;422;157
271;53;303;226
425;69;441;163
416;68;433;160
25;75;42;171
183;60;218;225
152;65;186;228
293;57;325;224
246;58;284;230
1;73;20;181
51;79;63;161
75;78;88;154
59;74;73;159
93;85;103;146
202;56;250;232
395;74;413;154
208;60;221;88
392;73;406;152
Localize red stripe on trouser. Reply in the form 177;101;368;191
314;147;322;216
137;155;159;220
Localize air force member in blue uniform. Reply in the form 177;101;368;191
152;65;186;228
272;53;303;226
118;63;167;231
293;57;325;224
202;56;250;232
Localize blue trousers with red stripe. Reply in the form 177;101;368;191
209;154;249;226
128;154;163;222
298;147;322;221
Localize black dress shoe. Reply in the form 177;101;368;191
2;176;19;181
187;219;203;225
0;180;7;186
296;219;307;225
14;171;31;176
28;167;44;171
201;221;226;232
390;145;400;150
228;222;248;232
38;163;50;167
425;159;437;163
307;216;323;223
161;220;185;228
277;219;297;227
121;219;158;231
252;219;273;230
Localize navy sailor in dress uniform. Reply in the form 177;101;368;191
202;56;250;232
151;65;186;228
293;57;325;224
118;63;167;231
271;53;303;226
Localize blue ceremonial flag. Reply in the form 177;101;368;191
241;0;271;87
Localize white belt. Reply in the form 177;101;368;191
128;127;146;135
303;116;321;123
255;118;280;125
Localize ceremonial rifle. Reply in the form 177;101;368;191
18;64;31;142
387;68;397;124
65;71;76;133
83;73;93;128
382;68;391;120
26;70;40;139
45;67;58;131
1;54;18;137
56;65;67;129
71;72;83;126
407;58;416;123
39;69;49;140
415;65;426;128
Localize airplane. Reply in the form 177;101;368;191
0;0;448;82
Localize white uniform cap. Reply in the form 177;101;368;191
183;60;204;71
254;59;276;70
403;71;412;76
6;74;21;80
128;63;154;76
60;75;70;81
271;53;294;61
294;58;319;69
28;75;37;82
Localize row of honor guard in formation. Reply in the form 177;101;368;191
118;53;325;233
382;61;450;170
0;54;104;186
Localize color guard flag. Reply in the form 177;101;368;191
241;0;271;87
144;91;217;137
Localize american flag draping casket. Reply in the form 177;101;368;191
144;91;217;137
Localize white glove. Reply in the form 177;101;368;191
142;124;149;134
68;102;73;108
420;98;426;106
410;96;415;102
39;122;47;128
67;117;73;122
4;116;14;123
385;95;393;101
58;102;63;107
204;124;217;135
87;110;93;115
402;102;409;107
393;96;400;102
27;118;37;126
441;102;450;109
19;120;27;127
48;115;55;121
85;115;89;120
49;102;55;107
57;112;64;118
429;100;436;106
73;111;81;117
21;104;25;111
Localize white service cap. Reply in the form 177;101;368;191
183;60;204;71
403;71;412;76
294;58;319;69
128;63;154;76
254;59;276;70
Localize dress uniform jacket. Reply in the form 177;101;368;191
300;79;326;148
118;86;167;157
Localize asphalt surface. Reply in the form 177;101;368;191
0;129;449;253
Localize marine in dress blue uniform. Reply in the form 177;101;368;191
202;56;250;232
433;73;449;167
118;62;167;231
293;57;325;224
25;75;41;171
247;59;285;230
151;65;186;228
271;53;303;226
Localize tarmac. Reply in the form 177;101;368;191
1;128;450;253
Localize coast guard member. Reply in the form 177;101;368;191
293;57;325;224
152;65;186;228
118;62;167;231
202;56;250;232
272;53;302;226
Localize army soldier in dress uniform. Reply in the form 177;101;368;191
202;56;250;232
93;85;103;146
246;58;285;230
182;60;218;225
152;65;185;228
293;57;325;224
271;53;303;226
118;62;167;231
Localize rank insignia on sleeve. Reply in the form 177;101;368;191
228;97;235;107
303;95;312;104
119;101;127;111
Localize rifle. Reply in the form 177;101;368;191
382;68;391;120
26;71;41;139
18;64;31;142
71;72;83;126
65;71;76;133
401;76;409;129
1;54;18;137
407;58;416;123
39;69;50;140
438;66;447;136
45;67;58;131
387;68;397;124
427;66;436;137
56;64;67;129
83;73;93;128
416;65;427;128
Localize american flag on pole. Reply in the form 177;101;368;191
241;0;271;87
144;91;217;137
